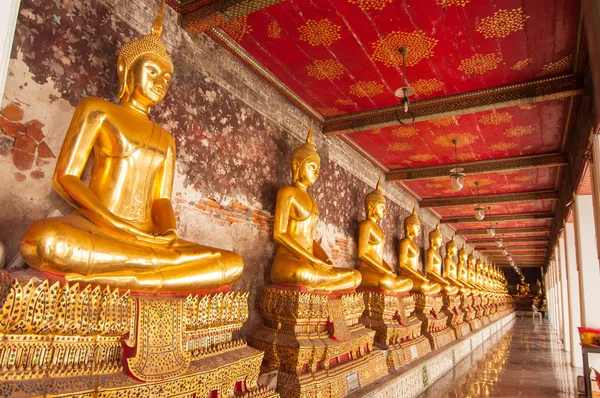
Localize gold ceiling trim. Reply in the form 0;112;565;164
387;153;566;181
420;190;559;208
440;212;554;224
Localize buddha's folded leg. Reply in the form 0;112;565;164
311;268;361;294
384;275;413;294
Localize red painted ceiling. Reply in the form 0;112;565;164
223;0;578;116
452;219;550;230
432;200;554;217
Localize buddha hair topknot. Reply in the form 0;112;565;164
365;177;386;216
404;204;420;230
117;0;174;99
291;121;320;182
446;233;457;253
429;221;443;242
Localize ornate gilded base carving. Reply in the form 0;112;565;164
441;292;471;339
413;293;456;350
251;286;388;397
359;290;431;370
0;272;277;397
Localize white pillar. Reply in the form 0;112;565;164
553;259;562;335
558;235;571;352
0;0;21;100
573;195;600;328
565;222;583;367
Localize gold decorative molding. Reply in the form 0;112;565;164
387;153;566;181
420;190;559;208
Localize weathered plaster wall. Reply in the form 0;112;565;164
0;0;475;334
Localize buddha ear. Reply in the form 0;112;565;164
117;59;129;99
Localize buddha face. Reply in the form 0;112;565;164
371;202;386;221
296;158;320;187
124;54;173;107
406;222;420;239
431;234;443;249
448;245;457;257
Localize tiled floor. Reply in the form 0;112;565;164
419;317;580;397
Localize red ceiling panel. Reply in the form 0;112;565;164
452;219;550;230
432;200;554;217
226;0;578;116
465;231;548;239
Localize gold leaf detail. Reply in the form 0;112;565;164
349;81;384;97
348;0;393;11
392;127;419;138
409;154;434;162
433;133;478;147
522;144;535;150
476;8;530;39
479;112;513;125
298;19;342;47
436;0;471;5
458;53;503;75
370;128;382;134
519;104;536;110
490;142;518;151
511;58;533;71
371;30;438;67
387;142;412;152
411;78;445;96
267;21;281;38
223;16;253;41
316;107;344;117
306;59;345;80
335;98;355;106
429;116;459;127
537;55;572;77
514;175;534;182
504;125;534;137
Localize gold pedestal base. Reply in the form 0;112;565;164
414;293;456;350
251;286;388;397
452;321;472;339
359;290;431;369
441;293;470;339
468;318;482;331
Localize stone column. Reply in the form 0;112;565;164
558;235;571;352
564;222;583;367
573;195;600;328
0;0;20;99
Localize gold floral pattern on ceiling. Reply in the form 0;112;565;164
298;19;342;47
433;132;478;147
267;21;281;38
349;81;384;97
371;30;438;67
425;182;445;189
335;98;355;106
411;78;445;96
428;116;460;127
392;126;419;138
479;112;513;125
386;142;413;152
476;8;530;39
511;58;533;71
370;128;382;134
223;16;253;41
316;107;344;117
409;154;434;162
514;175;534;182
490;142;518;151
458;53;503;75
537;54;572;77
503;183;522;190
436;0;471;6
522;144;535;150
504;125;534;137
519;104;537;110
348;0;393;11
306;59;345;80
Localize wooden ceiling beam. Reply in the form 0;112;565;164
387;153;566;181
420;190;559;208
441;212;554;224
323;74;583;135
456;227;550;235
468;237;549;244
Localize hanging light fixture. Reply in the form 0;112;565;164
449;139;465;192
502;247;508;256
473;181;485;220
394;47;415;125
496;234;503;247
486;207;495;236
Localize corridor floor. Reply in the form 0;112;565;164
418;317;579;397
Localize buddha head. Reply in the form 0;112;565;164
404;205;420;239
458;244;468;264
468;251;476;268
291;122;321;187
429;222;443;250
446;234;458;258
117;0;174;108
365;177;386;221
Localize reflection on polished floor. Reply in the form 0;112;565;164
419;318;578;397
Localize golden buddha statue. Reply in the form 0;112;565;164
456;244;472;295
358;179;412;294
443;235;464;292
425;223;458;295
19;3;244;293
270;124;361;294
399;206;441;296
467;250;480;292
475;257;486;289
517;274;531;296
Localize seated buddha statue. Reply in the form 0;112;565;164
456;245;472;295
358;179;412;294
270;124;361;294
475;257;487;291
516;274;531;296
443;235;464;292
425;223;458;295
467;251;480;293
399;206;441;296
19;5;244;293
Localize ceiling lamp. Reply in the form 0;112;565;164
496;235;503;247
473;182;485;221
449;139;465;192
394;47;415;125
502;247;508;256
486;207;495;236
